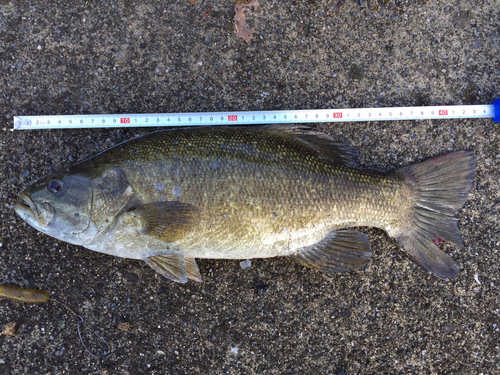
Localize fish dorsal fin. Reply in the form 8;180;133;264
269;126;359;168
185;258;202;282
132;201;200;242
290;230;372;273
91;167;134;232
145;251;188;283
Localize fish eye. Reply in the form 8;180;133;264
47;180;63;193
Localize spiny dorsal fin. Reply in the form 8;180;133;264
132;201;200;242
290;230;372;273
185;258;202;282
145;251;188;283
267;125;359;168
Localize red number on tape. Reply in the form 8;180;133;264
333;112;343;118
438;110;448;116
228;115;238;121
120;118;131;123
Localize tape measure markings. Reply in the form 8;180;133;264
13;102;499;130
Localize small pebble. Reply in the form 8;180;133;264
117;321;131;331
2;322;18;336
472;40;483;48
240;259;252;270
474;274;481;285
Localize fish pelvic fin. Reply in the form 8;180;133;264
185;258;202;282
392;151;476;281
145;251;188;283
290;230;372;273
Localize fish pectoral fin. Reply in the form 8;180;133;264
132;201;200;242
145;251;188;283
290;230;372;273
185;258;202;282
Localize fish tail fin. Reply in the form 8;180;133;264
391;151;476;281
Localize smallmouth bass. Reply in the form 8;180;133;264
14;126;475;283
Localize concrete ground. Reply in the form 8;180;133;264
1;0;499;373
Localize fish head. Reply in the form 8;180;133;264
14;172;97;246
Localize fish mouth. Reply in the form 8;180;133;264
15;191;55;227
14;191;39;223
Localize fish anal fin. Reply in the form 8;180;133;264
145;252;188;283
290;230;372;273
132;201;200;242
185;258;202;282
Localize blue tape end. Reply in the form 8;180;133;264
493;98;500;123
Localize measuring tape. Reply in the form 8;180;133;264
13;99;500;130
